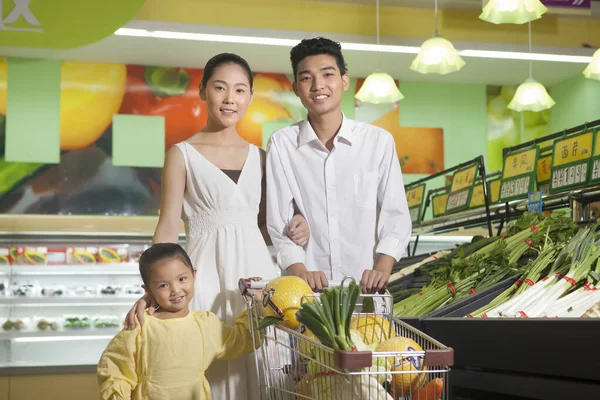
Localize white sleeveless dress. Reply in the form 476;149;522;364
174;142;277;400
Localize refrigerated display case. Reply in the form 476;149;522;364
0;231;158;371
0;225;279;372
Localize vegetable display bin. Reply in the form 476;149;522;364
423;318;600;382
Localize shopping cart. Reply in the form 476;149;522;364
239;277;454;400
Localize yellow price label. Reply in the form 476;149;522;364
553;131;593;167
594;130;600;157
432;193;448;216
490;179;501;203
469;183;485;208
503;148;537;179
536;154;552;183
451;165;478;192
406;184;425;208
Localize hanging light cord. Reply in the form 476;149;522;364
434;0;439;37
528;21;533;79
376;0;380;45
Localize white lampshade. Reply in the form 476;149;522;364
410;36;465;75
480;0;548;25
583;49;600;81
507;78;555;112
355;72;404;104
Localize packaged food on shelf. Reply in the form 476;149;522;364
67;247;99;264
0;248;9;265
34;317;60;331
40;285;66;296
129;244;150;263
2;317;31;331
10;247;69;265
67;286;97;296
63;316;91;329
97;246;129;263
9;282;39;297
93;316;121;328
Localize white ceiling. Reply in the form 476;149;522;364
0;19;595;87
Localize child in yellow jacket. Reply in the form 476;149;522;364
97;243;260;400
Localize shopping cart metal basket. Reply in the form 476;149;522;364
239;277;453;400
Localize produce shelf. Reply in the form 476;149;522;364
422;318;600;382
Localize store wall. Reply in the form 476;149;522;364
550;75;600;133
399;81;487;190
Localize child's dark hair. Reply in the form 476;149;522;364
290;37;348;80
139;243;194;285
200;53;254;90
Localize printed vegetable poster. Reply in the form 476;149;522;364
486;85;551;172
0;59;444;216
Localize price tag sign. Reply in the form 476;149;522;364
405;183;426;224
550;130;593;193
536;153;552;195
527;190;543;213
469;181;486;209
587;129;600;185
499;146;538;202
489;178;501;204
432;192;449;218
446;163;478;214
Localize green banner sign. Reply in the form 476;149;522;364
405;183;426;224
499;146;538;202
445;162;479;214
0;0;145;49
550;130;593;193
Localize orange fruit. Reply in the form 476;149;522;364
237;97;290;147
253;73;293;93
372;108;444;175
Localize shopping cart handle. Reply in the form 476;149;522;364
238;278;344;294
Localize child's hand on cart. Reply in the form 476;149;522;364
239;277;264;300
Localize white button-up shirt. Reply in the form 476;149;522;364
266;115;412;281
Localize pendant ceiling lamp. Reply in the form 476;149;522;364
508;22;555;112
480;0;548;25
355;0;403;104
583;48;600;81
410;0;465;75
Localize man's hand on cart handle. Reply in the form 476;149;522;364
288;263;329;292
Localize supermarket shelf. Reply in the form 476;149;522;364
0;263;140;276
0;327;120;341
0;295;140;305
412;184;600;236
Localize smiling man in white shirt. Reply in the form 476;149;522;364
266;37;412;293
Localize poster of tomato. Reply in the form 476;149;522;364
0;59;444;216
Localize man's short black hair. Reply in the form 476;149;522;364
290;37;348;80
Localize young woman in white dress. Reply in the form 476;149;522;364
124;53;309;400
